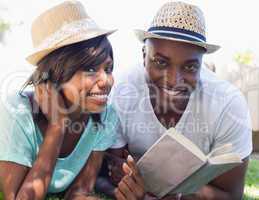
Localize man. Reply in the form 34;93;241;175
96;2;252;200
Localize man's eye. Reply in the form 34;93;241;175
151;58;168;68
184;65;199;72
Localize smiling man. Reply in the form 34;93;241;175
96;1;252;200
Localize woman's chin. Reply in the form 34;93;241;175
81;104;106;114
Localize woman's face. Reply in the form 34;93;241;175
61;55;114;114
144;38;205;113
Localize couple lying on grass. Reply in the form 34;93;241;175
0;1;252;200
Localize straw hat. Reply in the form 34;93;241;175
26;0;116;65
135;1;220;53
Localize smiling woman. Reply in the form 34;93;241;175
24;35;114;123
0;1;119;200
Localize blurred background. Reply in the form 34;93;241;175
0;0;259;150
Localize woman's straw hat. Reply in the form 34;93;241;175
135;1;220;53
26;0;116;65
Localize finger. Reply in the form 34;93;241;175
114;188;127;200
123;175;144;199
126;156;145;188
34;86;41;103
118;180;137;200
122;162;132;176
38;83;48;101
35;84;48;107
122;163;144;193
126;155;138;175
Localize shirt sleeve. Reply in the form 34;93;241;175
110;117;127;149
93;106;120;151
211;93;253;159
0;100;34;167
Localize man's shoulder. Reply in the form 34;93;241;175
199;67;243;105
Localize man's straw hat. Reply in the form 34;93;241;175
135;1;220;53
26;0;116;65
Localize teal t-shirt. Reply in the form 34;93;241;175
0;92;118;193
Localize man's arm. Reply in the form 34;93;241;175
162;157;249;200
188;157;249;200
116;156;249;200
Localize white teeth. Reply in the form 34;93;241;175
89;94;108;98
162;88;182;96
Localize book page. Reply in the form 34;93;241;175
207;143;233;159
137;134;206;198
166;128;207;161
208;153;242;164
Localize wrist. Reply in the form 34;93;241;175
46;119;67;135
49;117;69;131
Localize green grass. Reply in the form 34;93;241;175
0;160;258;200
243;159;259;200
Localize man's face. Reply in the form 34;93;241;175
143;38;205;113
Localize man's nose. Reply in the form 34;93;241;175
164;68;184;87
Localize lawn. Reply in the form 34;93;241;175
243;159;259;200
0;159;258;200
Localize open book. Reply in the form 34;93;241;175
136;128;242;198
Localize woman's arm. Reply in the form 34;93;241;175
0;124;66;200
0;83;68;200
64;151;105;200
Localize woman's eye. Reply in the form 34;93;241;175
86;68;96;73
105;65;113;74
84;68;97;75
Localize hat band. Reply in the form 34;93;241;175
148;26;206;43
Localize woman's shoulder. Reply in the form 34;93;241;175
0;90;32;120
102;104;118;121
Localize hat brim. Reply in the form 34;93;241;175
26;29;116;66
134;29;220;54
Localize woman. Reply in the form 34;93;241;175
0;1;118;200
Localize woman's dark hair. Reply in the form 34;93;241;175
22;35;113;127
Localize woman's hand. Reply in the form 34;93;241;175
115;155;146;200
35;81;67;125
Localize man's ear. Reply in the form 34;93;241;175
142;45;146;67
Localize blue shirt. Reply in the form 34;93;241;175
0;91;118;193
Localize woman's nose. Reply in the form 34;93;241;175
97;70;109;88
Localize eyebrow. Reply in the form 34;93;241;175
105;60;113;65
103;56;113;65
184;59;200;65
153;53;201;65
153;53;170;61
